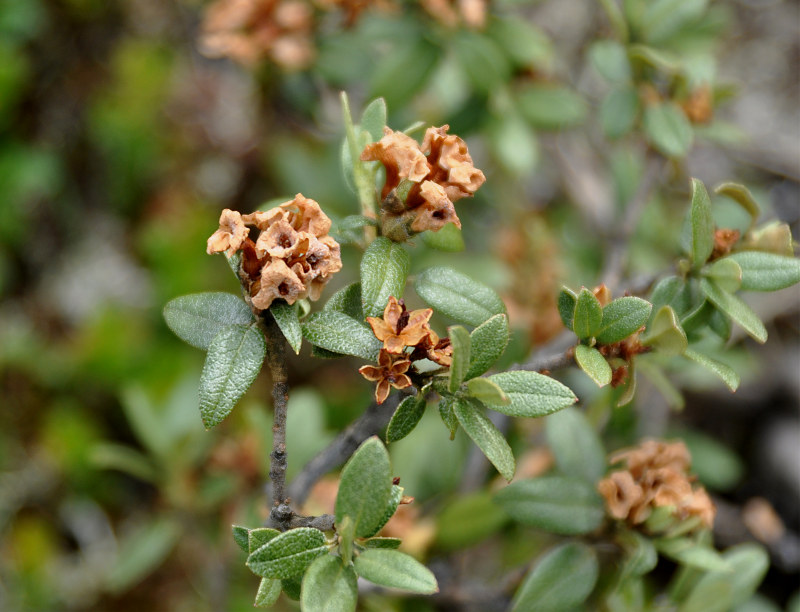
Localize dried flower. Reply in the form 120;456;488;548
207;209;250;256
422;0;487;29
366;296;434;354
598;439;716;530
206;194;341;311
361;124;485;238
359;349;413;404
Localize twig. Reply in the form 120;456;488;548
600;155;667;293
511;330;576;373
261;312;292;529
287;392;405;507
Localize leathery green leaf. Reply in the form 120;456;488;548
270;300;302;354
642;305;688;356
575;344;613;387
249;528;280;554
700;278;767;343
453;398;515;481
199;323;265;429
438;395;459;438
467;377;510;405
725;251;800;292
360;97;387;142
448;325;471;392
415;267;505;327
301;555;358;612
573;288;604;340
545;406;605;484
485;371;577;418
354;549;438;594
335;437;392;539
246;528;327;579
364;537;402;549
715;182;760;229
254;578;281;608
386;395;426;443
163;292;254;350
360;237;410;318
683;543;769;611
302;311;381;360
702;258;742;293
595;297;652;345
494;476;604;535
557;287;577;330
684;349;739;392
324;282;363;320
232;525;249;553
644;102;693;158
689;178;714;268
465;314;509;379
512;542;599;612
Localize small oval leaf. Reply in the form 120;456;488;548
485;371;577;418
246;528;328;579
354;549;438;594
360;237;410;318
335;437;392;539
575;344;613;387
453;398;515;481
163;292;254;350
302;311;382;360
415;267;505;327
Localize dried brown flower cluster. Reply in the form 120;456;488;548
597;439;716;530
361;125;486;239
422;0;487;29
207;194;342;311
200;0;316;69
359;296;452;403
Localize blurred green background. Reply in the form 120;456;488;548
1;0;798;610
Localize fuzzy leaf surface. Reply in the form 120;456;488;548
465;314;509;379
386;395;426;443
448;325;471;392
270;301;302;354
725;251;800;292
415;267;505;327
595;297;652;345
485;371;577;418
163;292;254;350
324;282;363;320
335;437;392;539
545;406;605;484
453;398;515;481
199;324;265;429
700;278;767;343
573;288;603;340
642;305;688;355
689;178;714;268
684;348;740;391
254;578;281;608
301;555;358;612
302;311;381;360
575;344;612;387
354;549;438;594
360;237;410;318
246;528;327;579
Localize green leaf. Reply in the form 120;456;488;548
466;377;510;405
684;348;740;391
512;542;599;612
324;282;363;320
494;476;605;535
488;111;540;176
589;40;632;82
360;237;410;319
386;395;427;443
415;267;505;327
700;278;767;343
302;311;381;360
465;314;510;379
488;18;553;69
270;300;302;355
725;251;800;292
689;178;715;268
246;528;328;579
545;406;606;484
485;371;577;418
421;222;465;252
448;325;471;392
680;429;744;491
517;84;588;130
163;292;254;350
600;87;640;139
453;30;510;93
574;288;604;340
683;544;769;612
654;538;731;572
435;491;510;551
650;276;685;312
335;437;392;539
644;102;693;158
249;528;281;553
368;484;404;539
438;395;459;438
715;182;760;229
301;555;358;612
368;37;438;109
281;576;302;600
702;258;742;293
254;578;281;608
354;549;438;594
232;525;249;553
453;398;515;481
89;442;158;483
642;305;688;355
557;287;577;331
596;297;652;345
360;98;387;142
105;517;181;593
575;344;613;387
617;531;658;578
199;323;265;429
364;537;402;549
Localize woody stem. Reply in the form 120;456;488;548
261;311;292;529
